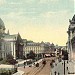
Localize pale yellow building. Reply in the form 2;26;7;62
23;41;49;57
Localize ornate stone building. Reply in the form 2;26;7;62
0;18;23;59
67;15;75;61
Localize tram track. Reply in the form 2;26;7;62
28;65;45;75
23;57;56;75
24;64;45;75
32;58;56;75
22;61;45;75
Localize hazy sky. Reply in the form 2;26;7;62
0;0;74;46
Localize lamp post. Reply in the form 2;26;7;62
24;62;25;68
63;50;68;75
64;60;65;75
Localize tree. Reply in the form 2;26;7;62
62;50;68;60
1;54;17;65
29;50;35;59
6;54;18;65
26;54;30;59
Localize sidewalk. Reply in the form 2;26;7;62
13;70;24;75
51;59;75;75
68;61;75;75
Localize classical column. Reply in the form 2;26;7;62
70;30;73;61
12;41;16;59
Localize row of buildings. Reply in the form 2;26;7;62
0;18;58;59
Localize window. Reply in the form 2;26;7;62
0;42;2;50
0;53;2;58
4;53;5;58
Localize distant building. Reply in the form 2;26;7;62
67;15;75;61
43;43;55;55
54;46;65;56
23;41;50;57
23;41;43;56
23;41;58;58
0;18;23;59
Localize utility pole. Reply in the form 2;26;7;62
64;60;65;75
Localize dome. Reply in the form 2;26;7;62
0;18;5;30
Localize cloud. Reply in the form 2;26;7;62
7;0;35;5
41;11;55;18
25;0;36;3
0;0;6;6
5;12;23;18
74;0;75;12
7;2;23;5
41;10;71;17
39;0;59;4
40;10;73;24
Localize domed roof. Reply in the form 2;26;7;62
0;18;5;29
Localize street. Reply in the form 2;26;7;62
36;58;51;75
18;57;56;75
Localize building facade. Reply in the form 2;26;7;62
0;18;23;59
23;41;50;58
67;15;75;61
23;41;58;58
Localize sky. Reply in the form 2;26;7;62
0;0;74;46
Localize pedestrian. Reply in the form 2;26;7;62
50;62;54;68
67;67;68;70
67;60;68;64
58;72;60;75
62;63;63;65
54;71;57;75
24;65;25;68
34;62;35;66
9;70;11;75
18;64;19;67
50;62;52;66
